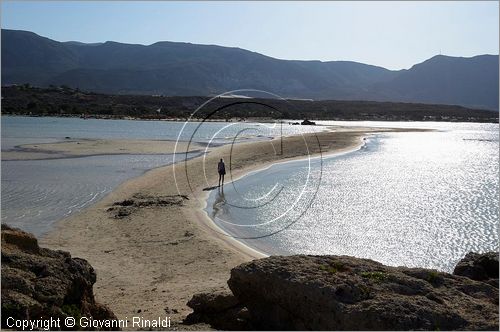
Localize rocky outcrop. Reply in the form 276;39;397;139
1;224;117;330
184;290;251;330
300;119;316;125
186;254;499;330
453;252;499;286
107;193;188;219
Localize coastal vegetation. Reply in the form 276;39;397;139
2;3;498;332
3;29;498;111
2;85;498;123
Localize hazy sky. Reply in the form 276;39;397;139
2;1;498;69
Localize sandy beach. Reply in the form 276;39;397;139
37;125;426;328
2;139;205;161
3;3;498;329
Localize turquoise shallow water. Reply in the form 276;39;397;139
1;153;199;236
206;122;499;272
1;116;321;236
1;116;322;150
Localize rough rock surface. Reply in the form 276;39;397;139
184;290;251;330
107;193;188;219
1;224;117;330
187;254;499;330
453;252;499;285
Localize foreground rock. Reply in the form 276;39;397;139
453;252;499;285
1;224;117;330
187;254;499;330
184;290;251;330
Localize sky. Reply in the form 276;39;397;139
1;1;498;70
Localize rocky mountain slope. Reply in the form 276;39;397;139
2;29;498;110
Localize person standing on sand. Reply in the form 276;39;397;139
218;158;226;187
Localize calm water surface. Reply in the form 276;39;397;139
207;122;499;272
2;153;199;236
1;116;322;149
1;116;320;236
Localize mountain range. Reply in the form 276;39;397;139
2;29;498;110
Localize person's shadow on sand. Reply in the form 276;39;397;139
202;186;219;191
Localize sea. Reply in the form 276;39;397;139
2;116;498;272
1;116;320;236
206;121;499;272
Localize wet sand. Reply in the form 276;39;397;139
2;139;205;160
38;126;425;328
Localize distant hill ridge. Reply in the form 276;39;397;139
1;29;498;110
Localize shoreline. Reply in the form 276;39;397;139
3;113;289;123
3;113;498;124
1;138;207;161
173;133;368;261
200;136;368;257
35;126;427;328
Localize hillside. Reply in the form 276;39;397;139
2;85;497;123
372;55;499;110
1;29;498;110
